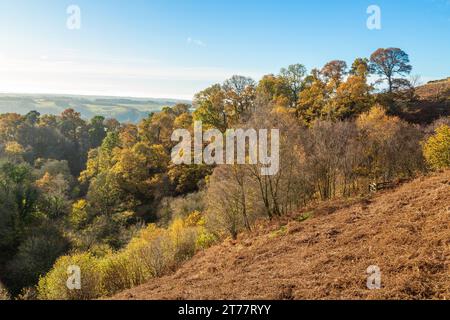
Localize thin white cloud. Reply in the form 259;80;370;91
187;37;206;47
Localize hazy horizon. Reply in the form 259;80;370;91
0;91;192;102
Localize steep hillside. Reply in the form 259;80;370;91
416;78;450;101
114;171;450;300
401;78;450;124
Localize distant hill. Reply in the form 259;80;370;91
416;78;450;101
400;78;450;124
0;94;191;123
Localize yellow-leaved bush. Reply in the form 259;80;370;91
423;124;450;170
37;253;102;300
37;212;216;299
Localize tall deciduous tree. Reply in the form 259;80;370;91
350;58;370;77
193;84;228;132
370;48;412;93
222;75;256;122
279;64;307;108
321;60;348;87
88;116;107;149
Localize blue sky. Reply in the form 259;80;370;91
0;0;448;99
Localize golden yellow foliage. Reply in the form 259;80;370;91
70;199;89;228
185;211;204;227
35;172;53;190
37;253;102;300
38;206;216;299
357;105;400;141
5;141;25;155
423;124;450;170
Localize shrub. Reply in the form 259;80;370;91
169;218;198;264
100;224;172;296
423;124;450;170
0;282;10;300
38;216;214;299
184;210;204;227
17;287;38;300
137;232;174;277
185;211;216;249
157;192;205;225
100;251;147;295
37;252;102;300
5;226;70;295
196;230;217;249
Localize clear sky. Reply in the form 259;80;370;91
0;0;449;100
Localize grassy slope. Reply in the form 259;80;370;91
114;171;450;300
400;78;450;124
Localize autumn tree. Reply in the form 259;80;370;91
357;105;424;182
167;163;211;195
139;110;176;148
119;124;138;148
206;165;258;239
173;112;193;130
88;116;107;149
79;132;121;185
370;48;412;93
194;76;257;131
304;120;366;199
35;172;70;219
279;64;307;108
222;75;256;122
246;108;312;218
59;109;85;143
255;74;291;111
332;59;373;119
104;118;121;133
0;113;23;143
111;142;170;202
350;58;370;77
297;73;329;124
193;84;228;132
321;60;348;88
171;103;191;116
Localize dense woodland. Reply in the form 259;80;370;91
0;47;449;300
